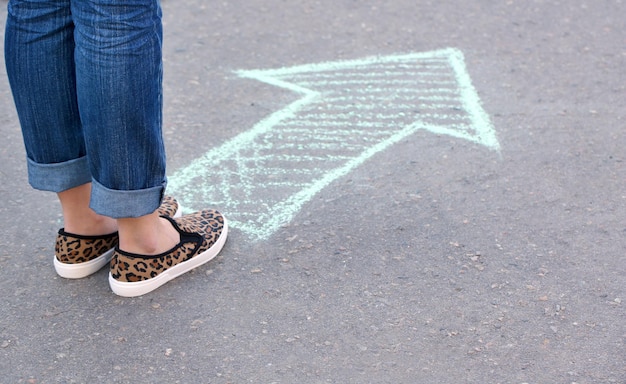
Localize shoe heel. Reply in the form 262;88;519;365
54;247;115;279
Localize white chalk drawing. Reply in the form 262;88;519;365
167;48;499;240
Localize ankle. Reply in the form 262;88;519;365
58;183;118;236
118;215;179;256
64;211;117;236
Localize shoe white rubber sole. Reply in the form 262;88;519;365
109;219;228;297
54;247;116;279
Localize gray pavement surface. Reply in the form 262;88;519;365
1;0;625;383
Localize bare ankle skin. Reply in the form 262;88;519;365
58;183;117;235
117;212;180;255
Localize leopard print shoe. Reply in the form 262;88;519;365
109;209;228;297
53;196;182;279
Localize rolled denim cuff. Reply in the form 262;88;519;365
90;178;166;219
27;156;92;193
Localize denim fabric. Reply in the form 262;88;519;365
4;0;166;218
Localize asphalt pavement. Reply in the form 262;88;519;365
0;0;624;383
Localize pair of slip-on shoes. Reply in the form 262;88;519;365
54;196;227;297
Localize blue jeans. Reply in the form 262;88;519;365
4;0;166;218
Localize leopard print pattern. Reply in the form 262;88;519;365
54;197;179;266
55;231;118;264
171;209;224;252
110;210;225;282
156;195;179;217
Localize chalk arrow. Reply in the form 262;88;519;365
167;47;499;240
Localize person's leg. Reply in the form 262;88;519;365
72;0;167;218
70;0;180;255
59;184;118;235
5;0;118;236
5;0;83;181
117;212;179;255
69;0;229;296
